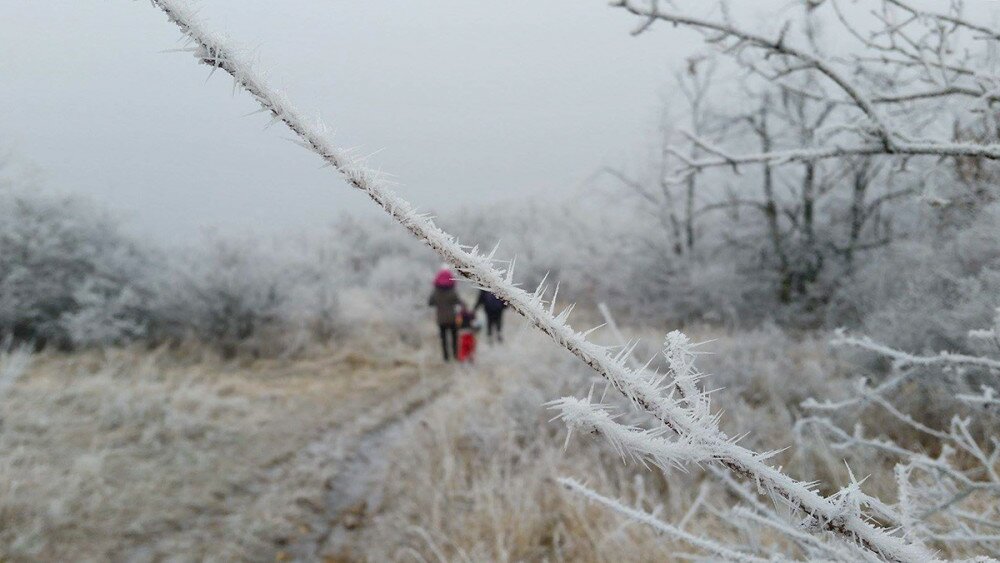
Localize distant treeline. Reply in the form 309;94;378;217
1;159;998;357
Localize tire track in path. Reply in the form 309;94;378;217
280;364;457;561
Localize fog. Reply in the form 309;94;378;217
1;0;707;242
5;2;1000;560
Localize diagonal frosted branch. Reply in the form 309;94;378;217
548;396;712;470
833;330;1000;372
559;477;770;563
665;136;1000;172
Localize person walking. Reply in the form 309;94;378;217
428;265;462;361
475;289;507;344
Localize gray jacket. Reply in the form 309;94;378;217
428;287;462;325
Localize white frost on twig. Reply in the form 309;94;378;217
559;477;769;563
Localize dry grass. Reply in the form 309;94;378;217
0;320;962;561
0;339;435;561
336;324;889;562
337;329;689;562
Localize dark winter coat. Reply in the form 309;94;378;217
475;290;507;316
429;287;462;326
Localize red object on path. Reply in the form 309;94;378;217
458;332;476;363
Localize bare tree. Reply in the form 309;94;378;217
676;56;718;251
603;57;719;257
649;80;905;308
613;0;1000;171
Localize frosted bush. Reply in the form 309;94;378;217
60;279;147;347
832;236;1000;356
149;235;292;356
0;186;151;349
325;216;429;287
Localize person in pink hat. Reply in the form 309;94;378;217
427;265;464;361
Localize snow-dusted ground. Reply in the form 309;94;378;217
0;337;449;561
1;320;995;561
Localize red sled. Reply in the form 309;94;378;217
458;332;477;363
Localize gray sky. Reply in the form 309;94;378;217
1;1;701;242
5;1;988;244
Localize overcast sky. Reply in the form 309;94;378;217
2;1;992;243
0;1;703;242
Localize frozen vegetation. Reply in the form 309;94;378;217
4;0;1000;560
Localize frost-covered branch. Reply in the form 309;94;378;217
832;329;1000;372
559;477;769;563
548;395;712;470
883;0;1000;43
957;386;1000;408
801;313;1000;554
657;137;1000;170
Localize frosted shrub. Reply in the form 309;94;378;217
447;200;629;303
698;325;837;409
145;224;433;355
629;253;774;328
0;186;150;349
0;182;449;355
366;255;433;344
274;221;436;351
325;216;430;287
60;279;147;347
150;235;290;357
830;205;1000;355
276;233;352;348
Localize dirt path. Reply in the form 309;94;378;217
202;350;461;562
283;371;456;561
0;345;455;562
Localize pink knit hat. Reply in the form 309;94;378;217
434;267;455;289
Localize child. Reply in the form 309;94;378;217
475;289;507;343
455;305;480;363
